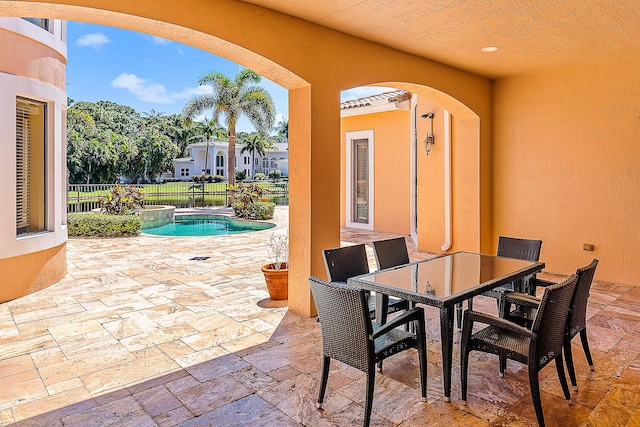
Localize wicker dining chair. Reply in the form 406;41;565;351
371;237;411;323
322;244;408;322
309;277;427;427
371;237;410;269
502;259;599;391
489;236;543;295
456;236;543;329
460;274;578;427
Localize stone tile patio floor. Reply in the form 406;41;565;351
1;206;640;426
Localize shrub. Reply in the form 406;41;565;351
235;170;247;181
229;183;275;219
267;233;288;270
190;174;226;183
269;170;282;180
99;184;144;215
254;173;265;180
68;213;141;237
232;201;275;220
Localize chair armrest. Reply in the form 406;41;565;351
371;307;424;338
504;292;540;310
529;277;555;289
463;309;536;339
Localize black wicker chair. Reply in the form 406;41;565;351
309;277;427;427
456;236;543;328
460;274;578;427
372;237;410;269
323;244;408;322
502;259;599;391
371;237;412;323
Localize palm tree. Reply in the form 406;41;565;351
182;69;275;185
274;118;288;144
166;114;196;158
188;118;226;175
240;133;274;178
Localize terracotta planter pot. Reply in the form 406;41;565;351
261;263;289;300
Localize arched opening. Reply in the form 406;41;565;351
340;83;481;252
196;150;212;175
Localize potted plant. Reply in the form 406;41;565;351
261;233;289;300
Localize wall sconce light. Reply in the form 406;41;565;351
421;112;435;155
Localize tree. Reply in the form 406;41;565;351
66;100;177;184
137;127;178;182
273;118;288;144
182;68;275;185
239;132;274;178
165;115;196;158
188;118;227;175
67;105;123;184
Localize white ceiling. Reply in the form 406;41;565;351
240;0;640;79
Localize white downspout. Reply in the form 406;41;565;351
441;110;452;251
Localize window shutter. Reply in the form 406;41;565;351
16;101;33;231
16;97;44;235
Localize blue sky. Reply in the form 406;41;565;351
66;22;393;133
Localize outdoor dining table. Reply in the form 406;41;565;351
347;251;544;402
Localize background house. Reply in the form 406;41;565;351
173;140;289;181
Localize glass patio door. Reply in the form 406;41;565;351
352;139;369;223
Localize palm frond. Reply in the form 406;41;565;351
182;94;216;120
235;69;261;89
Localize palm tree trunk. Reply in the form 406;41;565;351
251;151;255;180
228;127;236;186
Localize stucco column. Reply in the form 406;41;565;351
288;85;341;317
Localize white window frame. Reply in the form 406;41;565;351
345;130;374;230
16;96;48;236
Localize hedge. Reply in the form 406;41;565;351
67;213;142;237
231;201;275;220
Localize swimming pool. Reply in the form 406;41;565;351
142;215;275;237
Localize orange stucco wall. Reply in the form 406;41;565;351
0;29;66;91
341;110;412;235
0;243;67;303
492;54;640;283
415;96;481;255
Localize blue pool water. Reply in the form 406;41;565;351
143;215;275;236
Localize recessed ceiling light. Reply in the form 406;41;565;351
481;46;498;53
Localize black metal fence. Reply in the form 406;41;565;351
67;181;289;213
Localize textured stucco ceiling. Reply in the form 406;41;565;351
240;0;640;79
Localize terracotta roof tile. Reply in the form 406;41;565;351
340;90;410;110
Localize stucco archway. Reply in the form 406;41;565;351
340;82;483;254
2;0;493;316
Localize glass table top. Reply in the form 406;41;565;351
349;252;544;306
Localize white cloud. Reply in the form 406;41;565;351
340;86;397;102
111;73;212;104
176;47;184;56
76;33;110;50
148;35;171;45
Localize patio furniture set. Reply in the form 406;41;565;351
310;236;599;427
